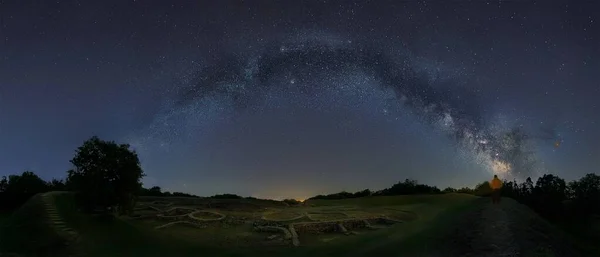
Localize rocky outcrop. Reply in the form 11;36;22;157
288;224;300;246
292;221;340;234
362;219;377;229
336;223;349;235
339;219;368;230
253;220;286;227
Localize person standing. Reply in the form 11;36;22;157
490;175;503;204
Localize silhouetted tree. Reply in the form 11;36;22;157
172;192;199;197
353;189;372;197
521;177;534;204
443;187;457;193
378;179;441;195
283;199;301;205
570;173;600;218
48;178;66;191
531;174;567;220
0;176;7;192
148;186;163;196
473;181;493;196
456;187;474;194
210;193;243;199
67;136;145;215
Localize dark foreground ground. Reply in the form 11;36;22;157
433;198;597;257
1;194;598;257
324;197;597;257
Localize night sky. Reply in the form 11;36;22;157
1;1;598;200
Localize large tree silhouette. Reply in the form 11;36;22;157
67;136;145;215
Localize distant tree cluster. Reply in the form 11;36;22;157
282;198;302;205
423;174;600;223
139;186;200;198
500;173;600;222
209;193;243;199
0;171;65;211
374;179;441;196
2;134;599;228
308;179;440;200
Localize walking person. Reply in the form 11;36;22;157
490;175;502;204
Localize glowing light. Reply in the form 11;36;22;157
491;160;511;175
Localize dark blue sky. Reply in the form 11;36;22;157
1;1;598;200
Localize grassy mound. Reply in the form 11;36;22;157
0;193;69;257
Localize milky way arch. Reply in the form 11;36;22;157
171;36;537;180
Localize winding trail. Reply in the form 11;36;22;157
441;198;585;257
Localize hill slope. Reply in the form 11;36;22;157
432;197;596;257
2;193;596;257
0;193;69;257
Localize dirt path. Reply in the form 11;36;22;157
462;200;519;257
442;197;585;257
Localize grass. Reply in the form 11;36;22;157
262;211;305;221
0;192;490;257
52;193;232;257
282;193;479;257
0;194;68;257
52;193;291;257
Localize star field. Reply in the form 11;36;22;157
0;1;598;199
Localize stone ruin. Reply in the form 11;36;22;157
134;201;414;247
249;217;406;247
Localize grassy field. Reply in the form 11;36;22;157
0;192;483;257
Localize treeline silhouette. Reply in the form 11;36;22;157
309;179;441;200
0;171;66;211
3;167;600;226
139;186;251;199
0;170;272;212
139;186;200;198
307;174;600;224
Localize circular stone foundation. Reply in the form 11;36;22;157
156;207;198;220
